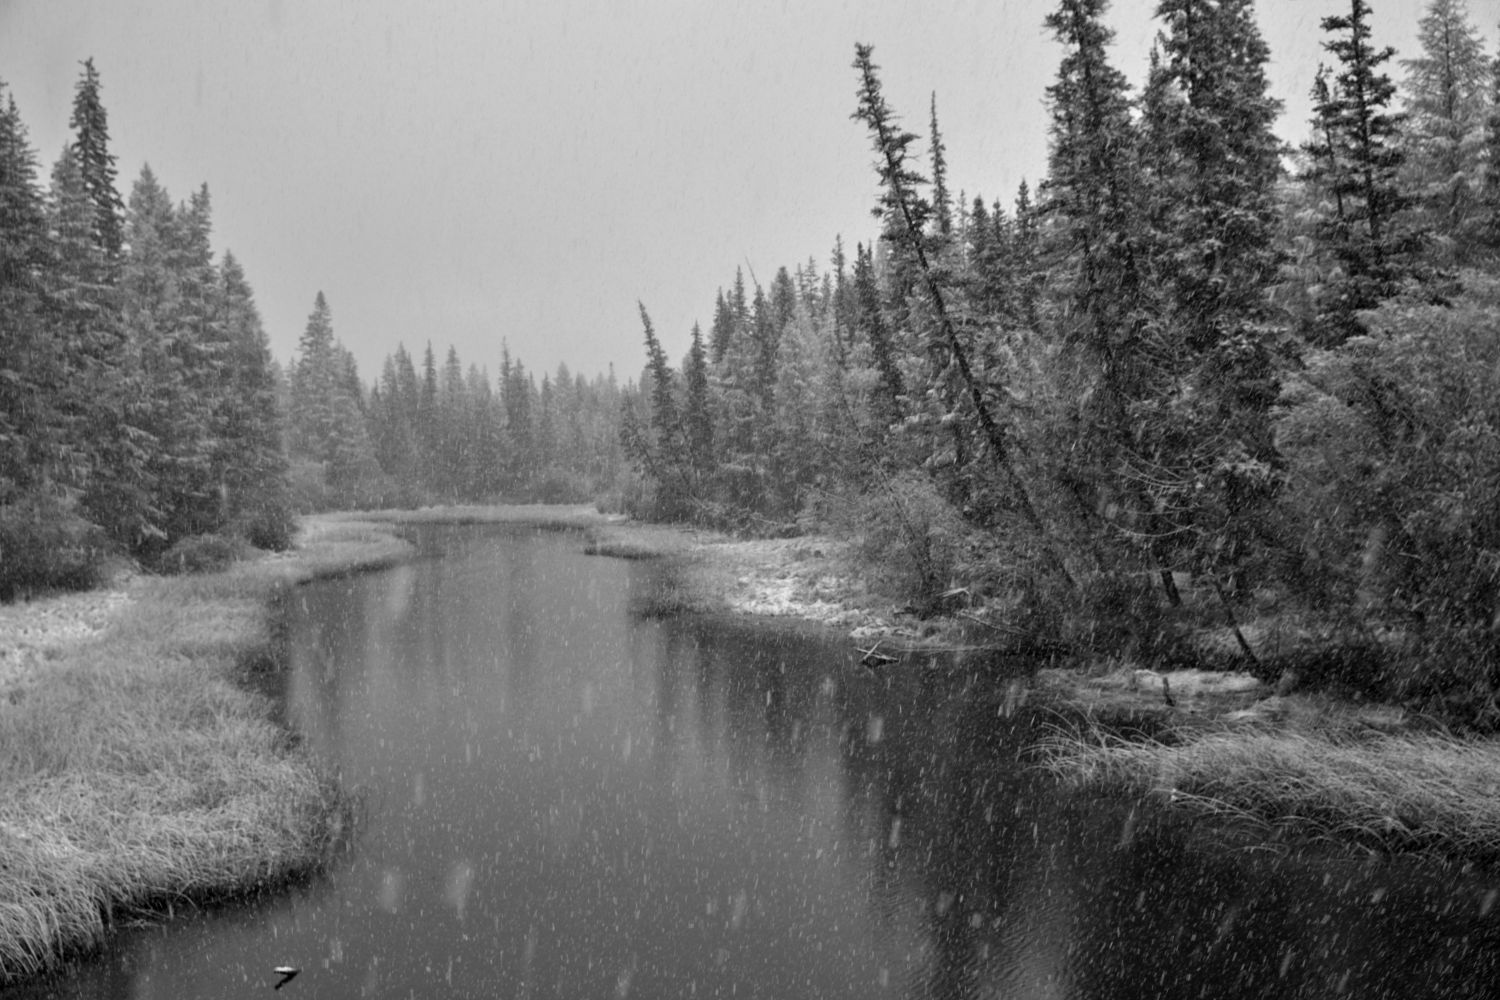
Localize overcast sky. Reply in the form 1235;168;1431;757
0;1;1490;385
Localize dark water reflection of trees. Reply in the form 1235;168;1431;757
672;607;1500;1000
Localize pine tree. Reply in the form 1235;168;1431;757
1150;0;1284;342
1399;0;1491;255
637;304;692;516
683;322;714;476
1011;180;1044;331
929;93;953;238
1485;52;1500;248
1302;0;1428;344
288;291;374;489
118;165;214;549
1041;0;1153;573
217;251;292;547
1042;0;1148;401
0;84;70;498
855;42;1069;585
709;288;734;363
851;241;903;419
1134;0;1286;590
68;59;125;265
45;144;154;548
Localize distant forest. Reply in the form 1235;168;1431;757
0;56;625;593
5;1;1500;717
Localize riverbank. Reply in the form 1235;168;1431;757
6;501;1484;987
0;516;412;984
578;516;1500;864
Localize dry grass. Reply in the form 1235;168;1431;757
0;515;407;983
1037;720;1500;859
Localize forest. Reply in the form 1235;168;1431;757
617;0;1500;723
3;1;1500;720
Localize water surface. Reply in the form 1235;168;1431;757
13;525;1500;998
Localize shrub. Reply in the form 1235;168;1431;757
1275;272;1500;718
843;472;970;613
0;492;109;600
155;533;244;575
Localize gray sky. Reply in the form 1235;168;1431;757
0;1;1489;384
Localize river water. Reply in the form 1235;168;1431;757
13;525;1500;998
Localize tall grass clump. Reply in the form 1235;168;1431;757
0;514;415;984
1038;721;1500;860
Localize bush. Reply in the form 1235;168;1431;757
843;472;970;613
155;533;245;575
235;504;296;552
0;492;110;600
1275;273;1500;718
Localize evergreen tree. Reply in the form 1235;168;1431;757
1302;0;1428;344
0;85;69;498
46;145;153;548
855;42;1067;585
1399;0;1492;255
1041;0;1153;571
1042;0;1148;405
217;251;292;547
709;288;734;363
851;241;904;420
1485;51;1500;248
683;321;714;475
929;92;953;237
1011;180;1044;330
68;58;125;264
1135;0;1286;590
120;165;212;549
288;291;375;489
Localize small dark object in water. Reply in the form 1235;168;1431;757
273;966;300;990
1162;676;1176;708
857;641;897;669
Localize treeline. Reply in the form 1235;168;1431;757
1;61;289;594
622;0;1500;719
281;299;624;508
1;60;629;597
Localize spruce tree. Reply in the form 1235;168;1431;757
851;241;904;419
683;322;714;476
0;85;68;498
1302;0;1428;344
1041;0;1153;580
1484;51;1500;249
1011;180;1044;331
855;42;1068;585
929;93;953;238
68;59;125;265
1399;0;1491;255
1042;0;1147;401
288;291;375;490
1136;0;1286;590
217;251;292;547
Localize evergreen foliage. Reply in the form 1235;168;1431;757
1;61;295;588
1399;0;1492;257
1302;0;1430;345
68;59;125;264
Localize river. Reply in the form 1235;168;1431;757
12;525;1500;998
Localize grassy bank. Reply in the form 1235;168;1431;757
1037;714;1500;861
0;516;414;984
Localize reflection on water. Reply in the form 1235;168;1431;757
12;526;1500;999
